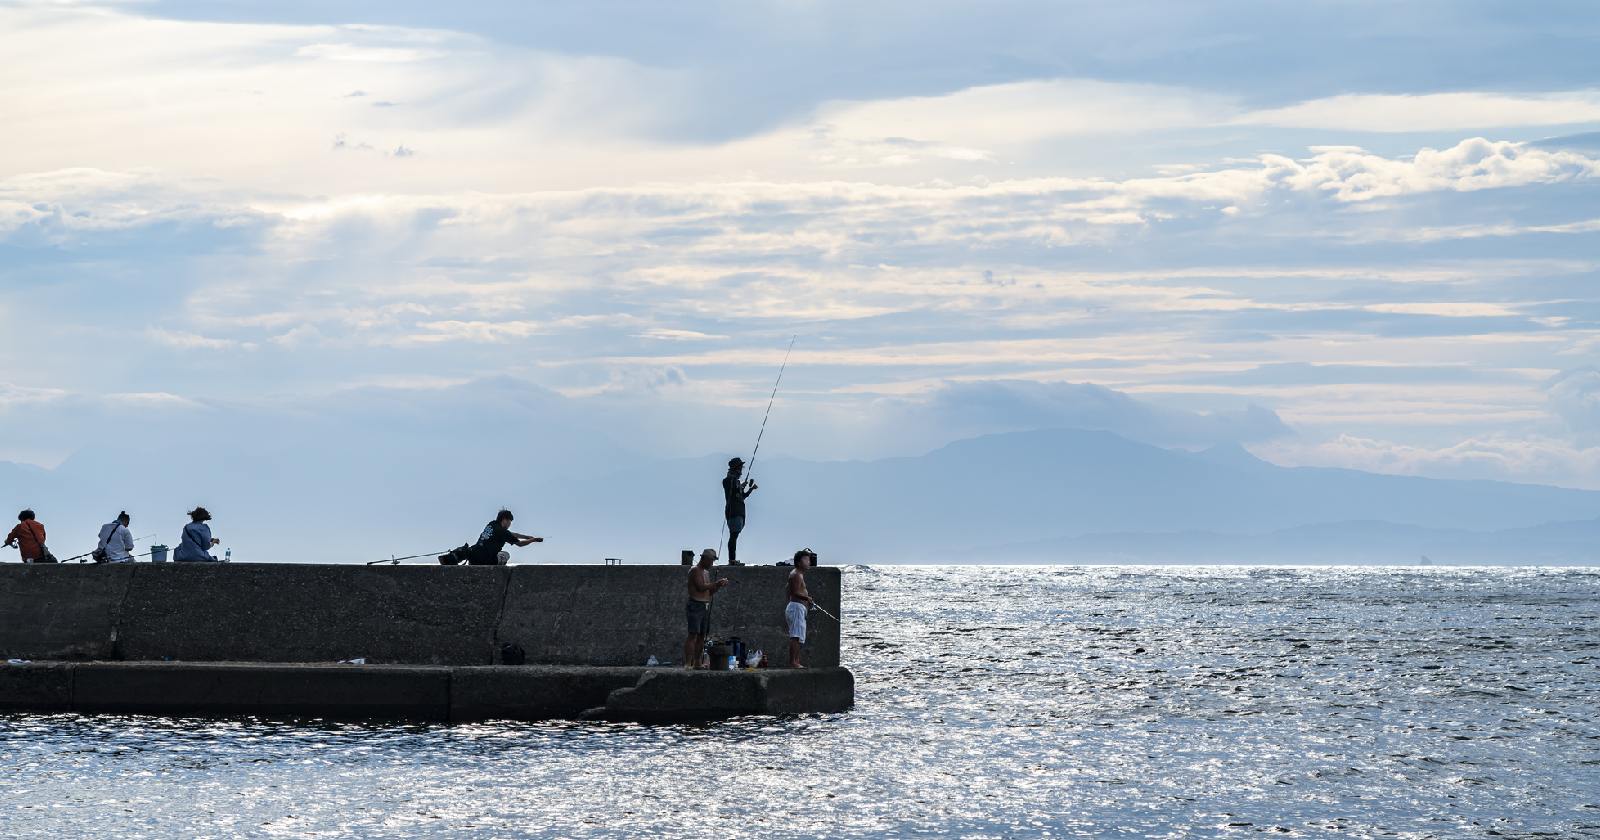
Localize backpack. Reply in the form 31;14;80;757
92;523;122;563
437;544;473;565
21;521;56;564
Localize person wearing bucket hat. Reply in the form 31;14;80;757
174;506;220;562
721;457;757;566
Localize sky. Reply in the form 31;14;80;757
3;0;1600;495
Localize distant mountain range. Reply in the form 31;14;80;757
4;426;1597;565
557;428;1600;564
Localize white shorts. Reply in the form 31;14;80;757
786;601;807;640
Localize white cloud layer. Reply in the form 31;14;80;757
4;2;1600;492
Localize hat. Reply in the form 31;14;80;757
700;548;719;562
728;457;745;467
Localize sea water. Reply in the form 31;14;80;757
1;566;1596;838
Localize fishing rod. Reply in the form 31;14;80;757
720;335;798;555
63;533;158;563
367;548;456;566
745;334;797;485
811;603;840;622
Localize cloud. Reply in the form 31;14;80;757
1237;91;1600;132
4;3;1600;494
1258;138;1600;202
1256;433;1600;491
867;380;1291;452
1548;368;1600;443
146;330;258;351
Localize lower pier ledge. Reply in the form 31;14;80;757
0;661;856;722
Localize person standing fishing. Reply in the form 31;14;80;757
722;458;756;567
718;335;795;566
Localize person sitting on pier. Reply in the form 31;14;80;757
174;507;220;562
786;549;816;668
95;511;135;563
685;548;729;668
722;457;757;566
5;509;50;563
469;509;542;565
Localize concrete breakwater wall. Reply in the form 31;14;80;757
0;564;842;668
0;662;856;722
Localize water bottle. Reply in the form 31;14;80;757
224;548;232;563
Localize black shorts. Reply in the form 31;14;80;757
686;600;711;635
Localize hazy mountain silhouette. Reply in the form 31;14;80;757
5;421;1597;566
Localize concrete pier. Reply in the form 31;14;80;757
0;563;852;721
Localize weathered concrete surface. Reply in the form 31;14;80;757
0;662;74;711
0;563;851;720
760;667;856;715
597;667;855;722
0;564;132;660
449;665;643;721
0;662;854;721
0;564;841;668
495;565;841;667
114;565;507;665
72;662;453;720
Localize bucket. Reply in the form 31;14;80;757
681;549;694;566
707;643;732;671
149;544;169;563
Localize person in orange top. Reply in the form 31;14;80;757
4;509;50;563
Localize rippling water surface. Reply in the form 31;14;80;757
2;566;1598;838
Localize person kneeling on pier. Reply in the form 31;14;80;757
469;509;542;565
786;549;816;668
174;507;220;562
685;548;729;668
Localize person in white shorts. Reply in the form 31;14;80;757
785;549;816;668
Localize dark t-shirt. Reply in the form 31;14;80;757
722;475;745;519
471;521;514;564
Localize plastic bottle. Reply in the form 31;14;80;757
224;548;232;563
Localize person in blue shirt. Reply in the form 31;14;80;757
174;507;220;562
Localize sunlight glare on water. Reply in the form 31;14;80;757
1;565;1597;838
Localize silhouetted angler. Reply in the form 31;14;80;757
468;509;542;565
722;457;757;566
